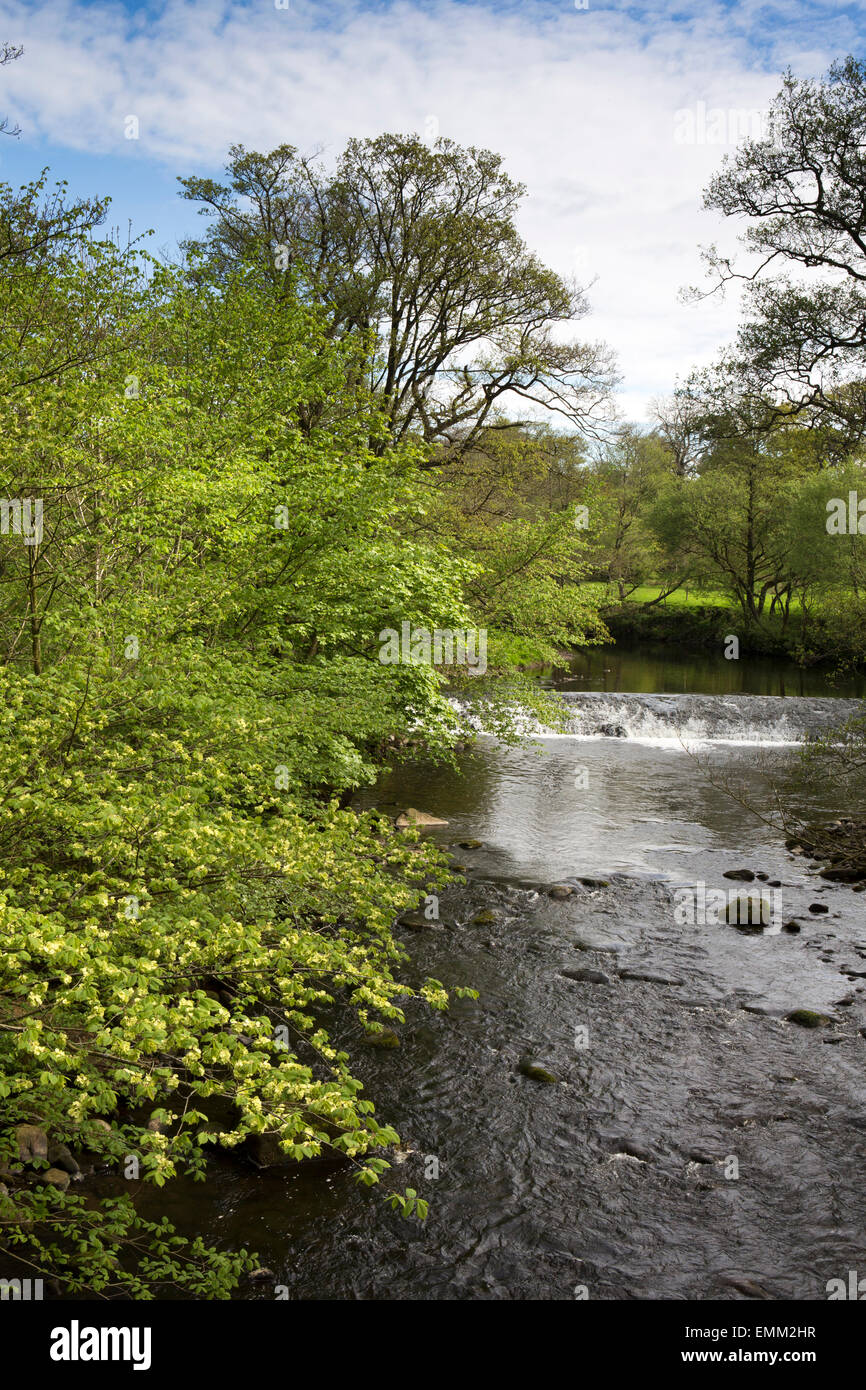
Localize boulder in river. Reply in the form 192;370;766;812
725;894;770;927
548;884;576;900
14;1124;48;1164
47;1142;81;1179
723;869;756;882
364;1028;401;1049
41;1168;70;1192
518;1057;558;1083
395;808;448;829
397;910;437;930
808;902;830;914
786;1009;831;1029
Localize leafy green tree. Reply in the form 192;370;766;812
0;207;485;1295
697;57;866;450
585;427;677;601
179;135;617;457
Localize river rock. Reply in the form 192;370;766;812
471;909;498;926
615;1139;653;1162
42;1168;70;1192
808;902;830;914
364;1028;400;1049
725;894;770;927
548;884;576;900
518;1057;558;1083
48;1142;81;1179
573;935;628;954
395;808;448;829
456;838;483;850
560;967;612;985
723;869;756;882
786;1009;831;1029
599;723;627;738
397;910;436;930
782;921;801;933
14;1124;48;1164
578;877;610;889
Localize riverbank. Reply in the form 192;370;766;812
602;593;866;671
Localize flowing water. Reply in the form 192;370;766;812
152;645;866;1300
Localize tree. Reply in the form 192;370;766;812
647;416;822;624
427;423;608;664
587;426;678;601
179;135;617;459
0;230;480;1295
649;391;705;476
0;42;23;139
696;57;866;451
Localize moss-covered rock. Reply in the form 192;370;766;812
786;1009;831;1029
518;1056;558;1083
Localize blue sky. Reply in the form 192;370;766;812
0;0;863;417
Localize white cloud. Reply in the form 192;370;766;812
0;0;859;419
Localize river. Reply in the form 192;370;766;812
153;643;866;1300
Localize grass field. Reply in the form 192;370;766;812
621;585;806;615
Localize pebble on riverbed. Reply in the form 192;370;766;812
518;1057;558;1083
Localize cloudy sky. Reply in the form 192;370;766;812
0;0;863;421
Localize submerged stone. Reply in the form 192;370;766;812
395;808;448;829
518;1056;558;1083
786;1009;830;1029
471;909;498;926
560;967;612;985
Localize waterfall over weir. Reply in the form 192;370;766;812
546;691;863;746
